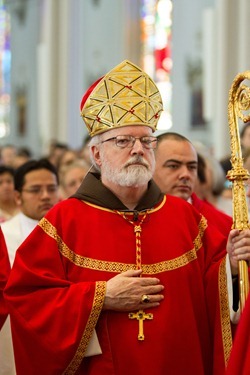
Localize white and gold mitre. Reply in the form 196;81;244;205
80;60;163;137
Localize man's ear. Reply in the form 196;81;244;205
91;145;102;167
14;190;22;206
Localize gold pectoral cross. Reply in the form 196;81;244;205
128;309;153;340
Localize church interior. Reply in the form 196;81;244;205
1;0;250;160
2;2;250;374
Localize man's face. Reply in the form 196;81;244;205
16;169;59;220
154;139;198;200
62;166;88;198
1;146;17;167
0;172;15;202
91;126;156;189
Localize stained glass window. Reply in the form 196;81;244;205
141;0;172;130
0;0;11;138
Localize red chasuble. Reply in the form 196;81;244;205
226;294;250;375
4;195;232;375
191;193;233;238
0;227;10;330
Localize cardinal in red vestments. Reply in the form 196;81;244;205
4;60;250;375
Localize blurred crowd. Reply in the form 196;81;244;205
0;135;91;224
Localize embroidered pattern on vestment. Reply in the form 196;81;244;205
219;257;233;365
62;281;106;375
39;216;207;274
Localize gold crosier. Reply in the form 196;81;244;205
227;71;250;311
115;210;153;340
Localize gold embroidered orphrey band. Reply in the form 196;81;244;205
38;214;207;342
38;216;207;274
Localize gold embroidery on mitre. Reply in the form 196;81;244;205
39;217;203;274
219;257;233;366
63;281;106;374
80;60;163;136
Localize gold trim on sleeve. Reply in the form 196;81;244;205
63;281;106;375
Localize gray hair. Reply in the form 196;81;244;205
88;134;103;171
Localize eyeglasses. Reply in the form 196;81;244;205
101;135;158;149
21;185;58;195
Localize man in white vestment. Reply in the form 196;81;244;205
0;159;60;375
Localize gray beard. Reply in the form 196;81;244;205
102;158;155;187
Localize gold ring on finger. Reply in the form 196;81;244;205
141;294;150;303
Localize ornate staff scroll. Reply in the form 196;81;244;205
227;71;250;311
